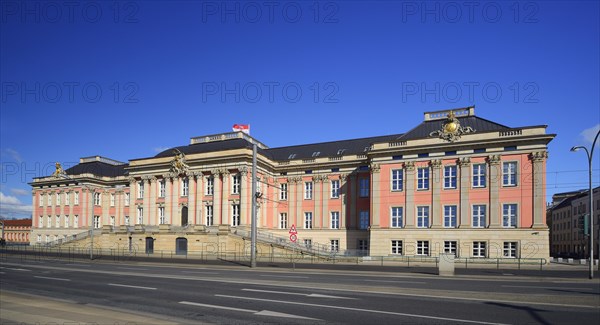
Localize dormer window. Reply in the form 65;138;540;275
312;151;320;157
337;149;346;155
288;153;297;159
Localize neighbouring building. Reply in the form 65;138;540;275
29;106;555;259
1;219;32;244
547;186;600;258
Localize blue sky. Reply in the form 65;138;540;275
1;0;599;219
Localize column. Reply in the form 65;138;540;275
531;151;548;228
221;170;230;225
59;190;65;228
149;177;157;225
287;177;295;227
459;158;471;227
194;172;203;225
405;162;415;228
349;174;357;228
322;175;329;229
272;177;278;229
172;176;179;225
118;190;125;225
102;190;109;226
143;177;151;225
313;176;322;228
189;173;196;225
370;164;381;228
431;160;442;228
129;177;136;225
212;170;222;224
240;168;248;225
488;155;501;227
164;175;172;224
340;174;348;229
295;177;302;228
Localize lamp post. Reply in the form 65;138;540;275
571;128;600;279
54;163;95;260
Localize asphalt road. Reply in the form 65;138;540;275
1;257;599;324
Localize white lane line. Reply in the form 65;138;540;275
179;301;318;320
180;271;219;275
364;280;426;284
215;295;508;325
116;267;149;271
502;285;593;291
6;268;31;272
108;283;157;290
259;275;308;279
34;276;70;281
243;288;356;299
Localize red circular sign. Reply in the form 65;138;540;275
289;234;297;243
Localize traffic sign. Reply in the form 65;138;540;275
289;234;297;242
289;224;297;234
289;224;298;242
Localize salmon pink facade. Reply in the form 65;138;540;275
30;107;555;259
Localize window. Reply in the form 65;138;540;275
304;212;313;229
124;193;130;206
110;193;115;207
279;213;288;229
93;216;100;229
232;174;241;194
503;204;518;228
504;242;517;258
472;205;486;228
443;205;457;228
138;181;144;199
502;162;518;186
205;176;214;195
74;191;79;205
124;216;130;226
304;182;313;199
181;178;189;196
159;180;166;197
330;239;339;252
391;169;403;191
159;207;165;224
232;204;240;226
94;192;101;205
45;235;49;243
55;215;60;228
472;164;486;188
206;205;213;226
74;215;78;228
359;178;369;197
137;207;143;224
444;241;457;257
473;241;486;257
110;216;115;227
65;192;70;205
47;216;51;227
417;206;430;228
47;194;52;206
417;241;429;256
304;239;312;249
417;167;429;190
359;211;369;229
37;234;41;243
331;211;340;229
358;239;369;254
39;194;43;207
443;166;457;189
331;180;340;198
65;215;69;228
39;216;43;228
56;192;61;205
391;240;403;255
391;207;403;228
280;183;288;200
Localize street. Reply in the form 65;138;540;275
1;256;599;324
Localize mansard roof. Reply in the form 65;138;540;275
154;138;268;158
398;115;510;141
64;161;128;178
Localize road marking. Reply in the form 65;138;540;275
242;288;356;299
0;272;5;274
179;301;318;320
215;295;508;325
108;283;157;290
502;285;593;291
34;276;70;281
6;268;31;272
180;271;219;275
364;280;426;284
116;267;149;271
259;275;308;279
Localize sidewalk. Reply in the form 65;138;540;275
0;291;198;325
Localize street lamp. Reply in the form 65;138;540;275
571;128;600;279
53;163;95;260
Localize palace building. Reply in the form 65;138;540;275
29;107;555;259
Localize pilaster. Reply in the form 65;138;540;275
459;157;471;227
531;151;548;228
370;163;381;228
405;162;415;228
488;155;501;228
430;160;442;228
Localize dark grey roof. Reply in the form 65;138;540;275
65;161;128;178
265;134;404;161
153;138;271;159
399;116;509;141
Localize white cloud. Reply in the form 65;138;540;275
3;148;22;162
10;188;30;196
581;123;600;144
0;192;32;218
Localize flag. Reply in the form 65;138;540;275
232;124;250;134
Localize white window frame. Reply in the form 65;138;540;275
443;165;457;189
444;240;458;257
391;240;403;255
473;241;487;257
110;193;115;207
39;194;43;207
74;191;79;205
331;211;340;229
206;205;213;226
125;215;130;226
64;215;69;228
39;216;43;228
502;203;518;228
93;192;101;206
181;178;189;197
472;205;486;228
47;193;52;206
304;239;312;249
443;205;457;228
124;193;130;206
56;192;61;205
502;161;518;186
205;176;214;195
137;207;143;224
417;206;430;228
93;216;101;229
416;240;430;256
304;182;313;200
304;212;313;229
232;174;241;194
359;178;369;197
74;215;79;228
280;183;288;200
55;215;60;228
65;192;70;205
159;207;165;224
159;180;166;198
232;204;240;226
330;239;339;252
391;169;403;191
359;211;369;229
504;241;518;258
47;216;51;228
417;167;429;190
472;163;486;188
37;234;41;243
331;180;340;198
391;207;403;228
279;213;288;229
110;216;115;227
138;181;144;199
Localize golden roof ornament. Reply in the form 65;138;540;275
429;110;475;142
52;162;65;178
169;149;190;175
